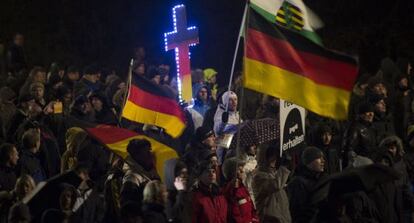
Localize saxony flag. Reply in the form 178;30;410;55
243;7;358;120
250;0;323;45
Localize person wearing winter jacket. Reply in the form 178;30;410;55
191;161;227;223
222;157;258;223
142;180;168;223
378;136;414;222
253;145;291;223
287;146;327;223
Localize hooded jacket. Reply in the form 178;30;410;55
253;146;291;223
191;182;228;223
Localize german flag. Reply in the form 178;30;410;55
122;75;186;138
86;126;178;181
243;8;358;120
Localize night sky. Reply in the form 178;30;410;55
1;0;414;85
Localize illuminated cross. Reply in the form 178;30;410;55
164;4;199;103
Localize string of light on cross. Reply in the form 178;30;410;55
164;4;199;103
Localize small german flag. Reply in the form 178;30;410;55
86;126;178;181
243;8;358;120
122;75;186;138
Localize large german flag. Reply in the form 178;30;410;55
122;75;186;138
86;126;178;181
243;8;358;120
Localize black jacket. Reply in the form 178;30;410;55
0;165;17;191
18;150;46;183
372;112;395;142
344;119;376;158
287;166;327;223
142;203;168;223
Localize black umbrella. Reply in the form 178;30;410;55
23;171;82;223
310;164;400;205
230;118;280;149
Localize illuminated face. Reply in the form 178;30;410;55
31;87;44;100
375;99;386;113
34;71;47;84
228;96;238;111
321;132;332;146
200;168;216;185
360;111;374;123
198;88;208;101
91;97;103;112
307;156;325;172
68;72;80;81
9;147;19;166
202;134;216;147
14;34;24;46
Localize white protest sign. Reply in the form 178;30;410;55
279;99;306;156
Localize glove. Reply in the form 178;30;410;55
222;111;229;123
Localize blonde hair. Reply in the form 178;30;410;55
143;180;166;204
15;174;36;200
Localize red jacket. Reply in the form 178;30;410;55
223;182;259;223
192;183;228;223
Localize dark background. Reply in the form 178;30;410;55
1;0;413;85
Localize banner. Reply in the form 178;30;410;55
280;99;306;156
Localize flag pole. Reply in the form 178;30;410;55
119;59;134;125
225;1;248;112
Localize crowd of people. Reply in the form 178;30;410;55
0;32;414;223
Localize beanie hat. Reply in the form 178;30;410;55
83;64;100;75
197;149;216;164
67;65;79;73
301;146;324;165
195;160;215;177
203;68;217;81
174;161;187;178
195;126;214;142
357;101;375;114
367;76;384;90
368;94;384;105
222;157;245;180
29;82;45;92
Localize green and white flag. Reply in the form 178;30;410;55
250;0;324;45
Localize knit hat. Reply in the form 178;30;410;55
203;68;217;81
174;161;187;178
83;64;100;75
367;76;384;90
301;146;324;165
357;101;375;114
197;149;216;164
195;126;214;142
222;157;245;180
195;160;215;177
67;65;79;73
29;82;45;91
368;94;384;105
